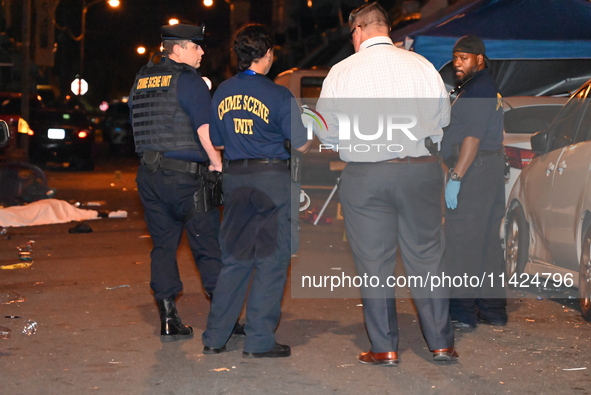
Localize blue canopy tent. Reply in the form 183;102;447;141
392;0;591;96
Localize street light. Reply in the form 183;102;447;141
53;0;121;77
79;0;120;76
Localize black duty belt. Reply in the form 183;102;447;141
477;148;505;157
159;157;207;174
386;156;440;164
225;158;290;167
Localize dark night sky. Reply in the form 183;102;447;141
51;0;387;106
54;0;236;104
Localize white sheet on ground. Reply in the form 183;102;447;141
0;199;99;227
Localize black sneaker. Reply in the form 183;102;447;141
242;343;291;358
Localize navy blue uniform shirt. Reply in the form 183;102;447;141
209;72;307;160
441;68;504;160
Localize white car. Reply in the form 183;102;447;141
503;79;591;321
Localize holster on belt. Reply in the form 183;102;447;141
141;151;162;173
191;170;223;214
284;139;300;183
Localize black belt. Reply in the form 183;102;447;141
159;157;207;174
225;158;290;167
478;148;505;157
386;156;440;164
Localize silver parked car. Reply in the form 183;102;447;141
503;79;591;321
502;96;567;202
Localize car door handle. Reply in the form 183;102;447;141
546;162;555;176
557;160;567;175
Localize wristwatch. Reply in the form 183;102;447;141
450;172;462;182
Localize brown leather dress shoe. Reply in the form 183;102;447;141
432;347;459;362
358;351;399;366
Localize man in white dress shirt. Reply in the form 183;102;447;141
315;1;457;366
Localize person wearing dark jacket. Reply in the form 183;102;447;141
129;23;223;342
442;35;508;329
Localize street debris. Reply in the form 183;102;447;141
105;285;131;290
563;367;587;371
0;326;11;339
84;201;106;207
210;367;230;372
108;210;127;218
1;291;26;304
2;241;35;269
4;316;21;319
22;320;37;336
68;222;93;233
1;262;33;270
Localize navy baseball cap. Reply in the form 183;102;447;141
161;23;205;44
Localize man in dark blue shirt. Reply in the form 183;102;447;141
129;23;224;342
441;35;507;329
202;24;310;358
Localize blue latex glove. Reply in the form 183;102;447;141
445;180;461;209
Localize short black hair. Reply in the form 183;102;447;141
233;24;274;72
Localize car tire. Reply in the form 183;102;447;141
579;226;591;321
505;204;529;287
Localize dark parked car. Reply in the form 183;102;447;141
27;108;95;170
0;92;45;154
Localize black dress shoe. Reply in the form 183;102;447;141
452;320;477;329
432;347;459;362
242;343;291;358
232;322;246;337
477;311;508;326
203;345;228;354
358;351;399;366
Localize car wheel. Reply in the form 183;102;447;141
505;204;529;286
579;226;591;321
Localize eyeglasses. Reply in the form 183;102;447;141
348;25;360;42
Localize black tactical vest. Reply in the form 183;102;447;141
130;55;206;157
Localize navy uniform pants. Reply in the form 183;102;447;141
202;163;296;353
136;164;222;301
339;160;454;353
444;154;507;323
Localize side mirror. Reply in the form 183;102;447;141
0;120;10;148
530;129;549;154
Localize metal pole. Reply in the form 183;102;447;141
80;0;88;75
21;0;33;159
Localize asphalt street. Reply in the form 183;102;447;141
1;149;590;394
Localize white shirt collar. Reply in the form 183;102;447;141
359;35;394;51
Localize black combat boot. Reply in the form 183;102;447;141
157;297;194;342
205;291;245;336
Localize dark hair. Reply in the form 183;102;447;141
348;2;390;30
233;24;274;72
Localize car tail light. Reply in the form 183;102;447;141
77;130;90;139
504;146;535;169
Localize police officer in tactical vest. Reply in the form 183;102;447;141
129;23;224;342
